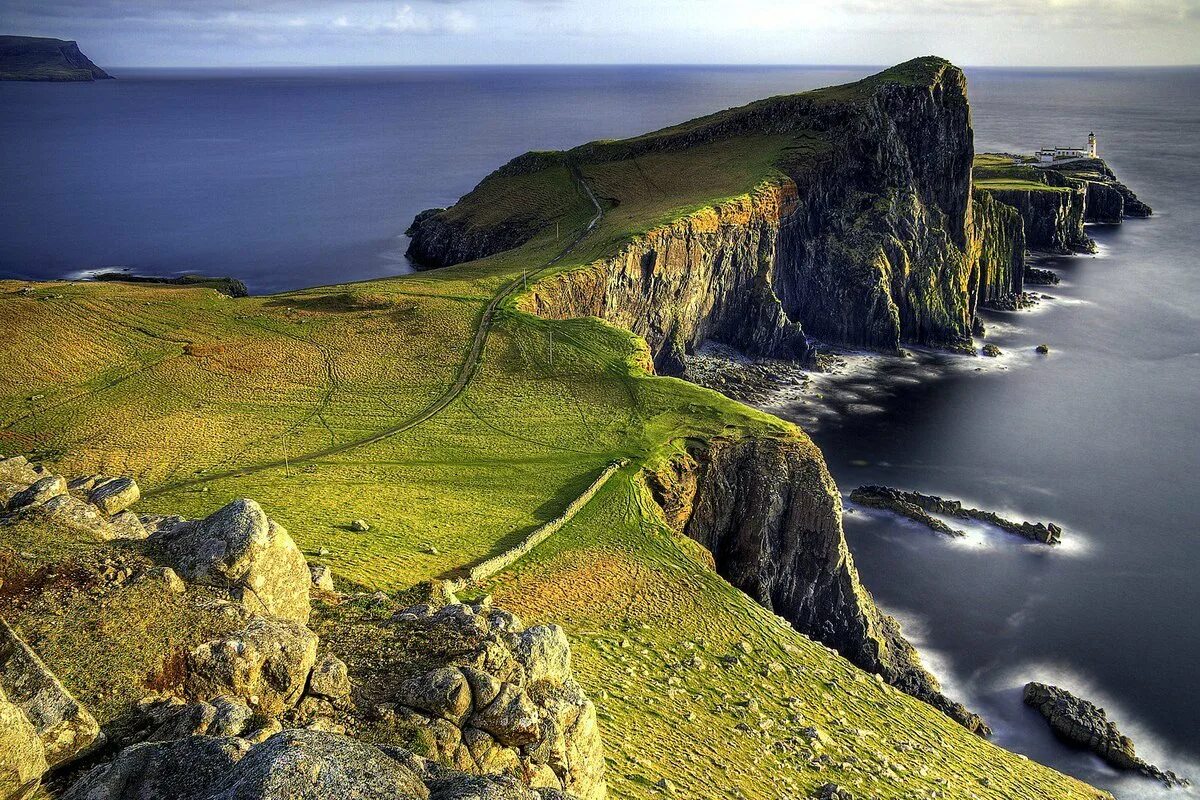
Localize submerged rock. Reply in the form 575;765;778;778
1023;682;1188;787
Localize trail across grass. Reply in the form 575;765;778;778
144;171;605;499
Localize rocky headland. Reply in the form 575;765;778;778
849;485;1062;544
0;36;112;82
1023;682;1188;788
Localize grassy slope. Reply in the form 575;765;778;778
973;153;1071;193
0;59;1101;799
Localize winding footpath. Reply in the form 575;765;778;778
146;171;605;498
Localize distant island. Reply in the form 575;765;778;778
0;35;112;81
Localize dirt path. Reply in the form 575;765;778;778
145;172;605;498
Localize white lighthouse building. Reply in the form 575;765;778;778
1037;133;1097;163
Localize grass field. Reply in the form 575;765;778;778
0;58;1105;799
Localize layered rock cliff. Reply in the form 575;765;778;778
969;190;1026;306
415;58;982;361
645;435;988;734
983;183;1093;254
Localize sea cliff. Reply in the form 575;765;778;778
0;36;112;82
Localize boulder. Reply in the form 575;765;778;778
469;683;540;748
0;456;43;487
151;499;311;623
7;475;66;512
308;653;351;701
398;668;473;724
309;564;335;593
88;477;140;515
0;620;100;769
513;626;571;691
107;510;148;540
0;693;47;800
186;615;319;717
61;735;252;800
351;519;370;532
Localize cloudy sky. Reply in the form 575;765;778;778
3;0;1199;67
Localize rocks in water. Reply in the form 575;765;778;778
150;498;311;623
983;291;1041;311
1023;682;1188;787
350;519;370;532
88;477;140;515
0;619;100;770
186;615;319;717
1036;344;1050;354
1024;265;1061;285
981;344;1002;357
850;485;1061;544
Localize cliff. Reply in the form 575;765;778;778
982;183;1093;254
0;36;112;81
645;434;988;734
969;190;1025;306
413;57;981;360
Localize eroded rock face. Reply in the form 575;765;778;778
376;600;606;800
646;435;988;735
186;615;319;717
0;619;100;769
150;499;311;623
88;477;140;516
1023;682;1188;787
983;183;1093;254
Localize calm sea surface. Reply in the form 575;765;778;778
2;65;1197;795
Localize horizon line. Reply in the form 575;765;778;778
98;61;1200;71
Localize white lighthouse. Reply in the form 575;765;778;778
1087;132;1098;158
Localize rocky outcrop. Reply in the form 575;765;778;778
375;598;607;799
849;485;1062;544
0;689;48;800
1023;682;1188;787
149;498;312;624
1051;159;1153;220
645;435;988;735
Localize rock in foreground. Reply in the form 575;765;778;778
1023;682;1188;787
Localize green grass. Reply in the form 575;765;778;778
0;57;1107;799
973;153;1072;193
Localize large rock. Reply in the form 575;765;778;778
60;729;562;800
151;498;311;623
186;615;319;717
7;475;66;511
0;692;47;800
88;477;140;516
0;456;43;487
0;620;100;769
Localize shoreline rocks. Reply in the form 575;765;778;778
1023;682;1188;787
849;485;1062;544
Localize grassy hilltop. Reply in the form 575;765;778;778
0;58;1103;799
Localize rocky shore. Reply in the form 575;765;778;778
1023;682;1188;788
0;455;606;800
849;485;1062;544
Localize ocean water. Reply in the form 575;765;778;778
2;64;1198;795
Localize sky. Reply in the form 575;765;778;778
3;0;1199;68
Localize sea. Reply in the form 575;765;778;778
2;64;1197;796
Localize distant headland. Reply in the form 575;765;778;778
0;35;113;81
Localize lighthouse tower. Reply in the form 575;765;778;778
1087;132;1098;158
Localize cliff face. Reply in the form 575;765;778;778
0;36;112;81
418;59;981;361
645;435;988;734
969;190;1025;305
984;184;1093;254
520;183;812;371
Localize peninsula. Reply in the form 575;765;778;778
0;36;112;81
0;58;1146;800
